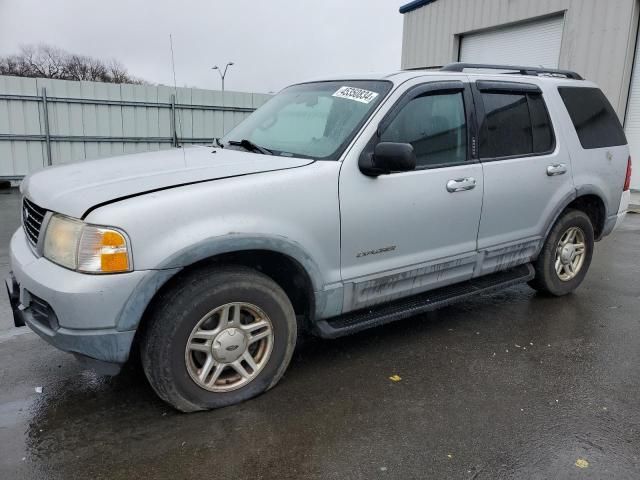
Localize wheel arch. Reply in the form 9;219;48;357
565;194;607;240
162;249;317;327
540;189;608;253
117;235;326;338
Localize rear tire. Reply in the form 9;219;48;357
528;209;594;296
140;266;297;412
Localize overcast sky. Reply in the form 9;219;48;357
0;0;406;93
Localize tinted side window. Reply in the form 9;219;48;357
529;94;554;152
481;93;532;158
380;92;467;168
558;87;626;149
480;92;555;158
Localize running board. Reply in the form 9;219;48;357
315;264;534;339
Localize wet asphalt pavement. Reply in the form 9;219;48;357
1;187;639;479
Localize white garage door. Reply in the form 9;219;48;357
624;31;640;190
460;15;565;68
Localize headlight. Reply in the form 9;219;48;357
43;214;131;273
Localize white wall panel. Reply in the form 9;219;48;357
460;15;564;68
624;24;640;190
0;75;270;177
0;76;44;176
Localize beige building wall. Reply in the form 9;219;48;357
401;0;640;119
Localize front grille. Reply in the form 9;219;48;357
22;197;47;248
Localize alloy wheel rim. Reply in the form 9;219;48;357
184;302;274;392
554;226;586;281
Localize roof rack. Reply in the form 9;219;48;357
439;63;583;80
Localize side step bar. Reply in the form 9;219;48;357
315;264;534;339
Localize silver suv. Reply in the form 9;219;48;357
6;63;632;411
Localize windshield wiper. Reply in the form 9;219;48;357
227;139;273;155
214;138;225;148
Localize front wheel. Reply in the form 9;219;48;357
140;266;297;412
528;209;594;296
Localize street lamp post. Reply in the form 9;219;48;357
212;62;234;137
212;62;234;93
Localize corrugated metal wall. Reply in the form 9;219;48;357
401;0;640;119
0;75;271;178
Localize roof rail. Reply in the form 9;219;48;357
440;63;583;80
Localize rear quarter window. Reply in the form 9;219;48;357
558;87;626;149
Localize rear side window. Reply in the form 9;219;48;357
558;87;626;149
480;92;554;159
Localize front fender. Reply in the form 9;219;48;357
115;234;338;331
158;233;325;290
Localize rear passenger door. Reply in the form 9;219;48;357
472;80;575;275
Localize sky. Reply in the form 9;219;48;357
0;0;406;93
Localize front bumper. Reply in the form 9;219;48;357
6;273;133;370
7;228;151;366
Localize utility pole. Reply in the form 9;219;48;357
212;62;234;136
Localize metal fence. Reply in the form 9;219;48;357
0;75;271;179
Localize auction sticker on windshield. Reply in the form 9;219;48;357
332;86;379;104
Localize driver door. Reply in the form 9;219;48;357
339;79;484;312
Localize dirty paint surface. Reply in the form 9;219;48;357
1;187;639;479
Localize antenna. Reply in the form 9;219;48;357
169;34;184;150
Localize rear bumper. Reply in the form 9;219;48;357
602;190;630;237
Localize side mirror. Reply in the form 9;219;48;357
359;142;416;176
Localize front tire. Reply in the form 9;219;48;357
528;209;594;296
140;266;297;412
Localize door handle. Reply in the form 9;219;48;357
546;163;567;176
446;177;476;193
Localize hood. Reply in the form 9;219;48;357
22;146;313;218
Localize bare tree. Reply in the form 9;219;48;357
108;59;131;84
0;44;146;84
64;54;89;81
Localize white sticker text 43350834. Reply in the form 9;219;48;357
332;86;379;104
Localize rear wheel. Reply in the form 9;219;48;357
528;209;594;296
141;266;297;412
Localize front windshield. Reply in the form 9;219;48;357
222;80;392;160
